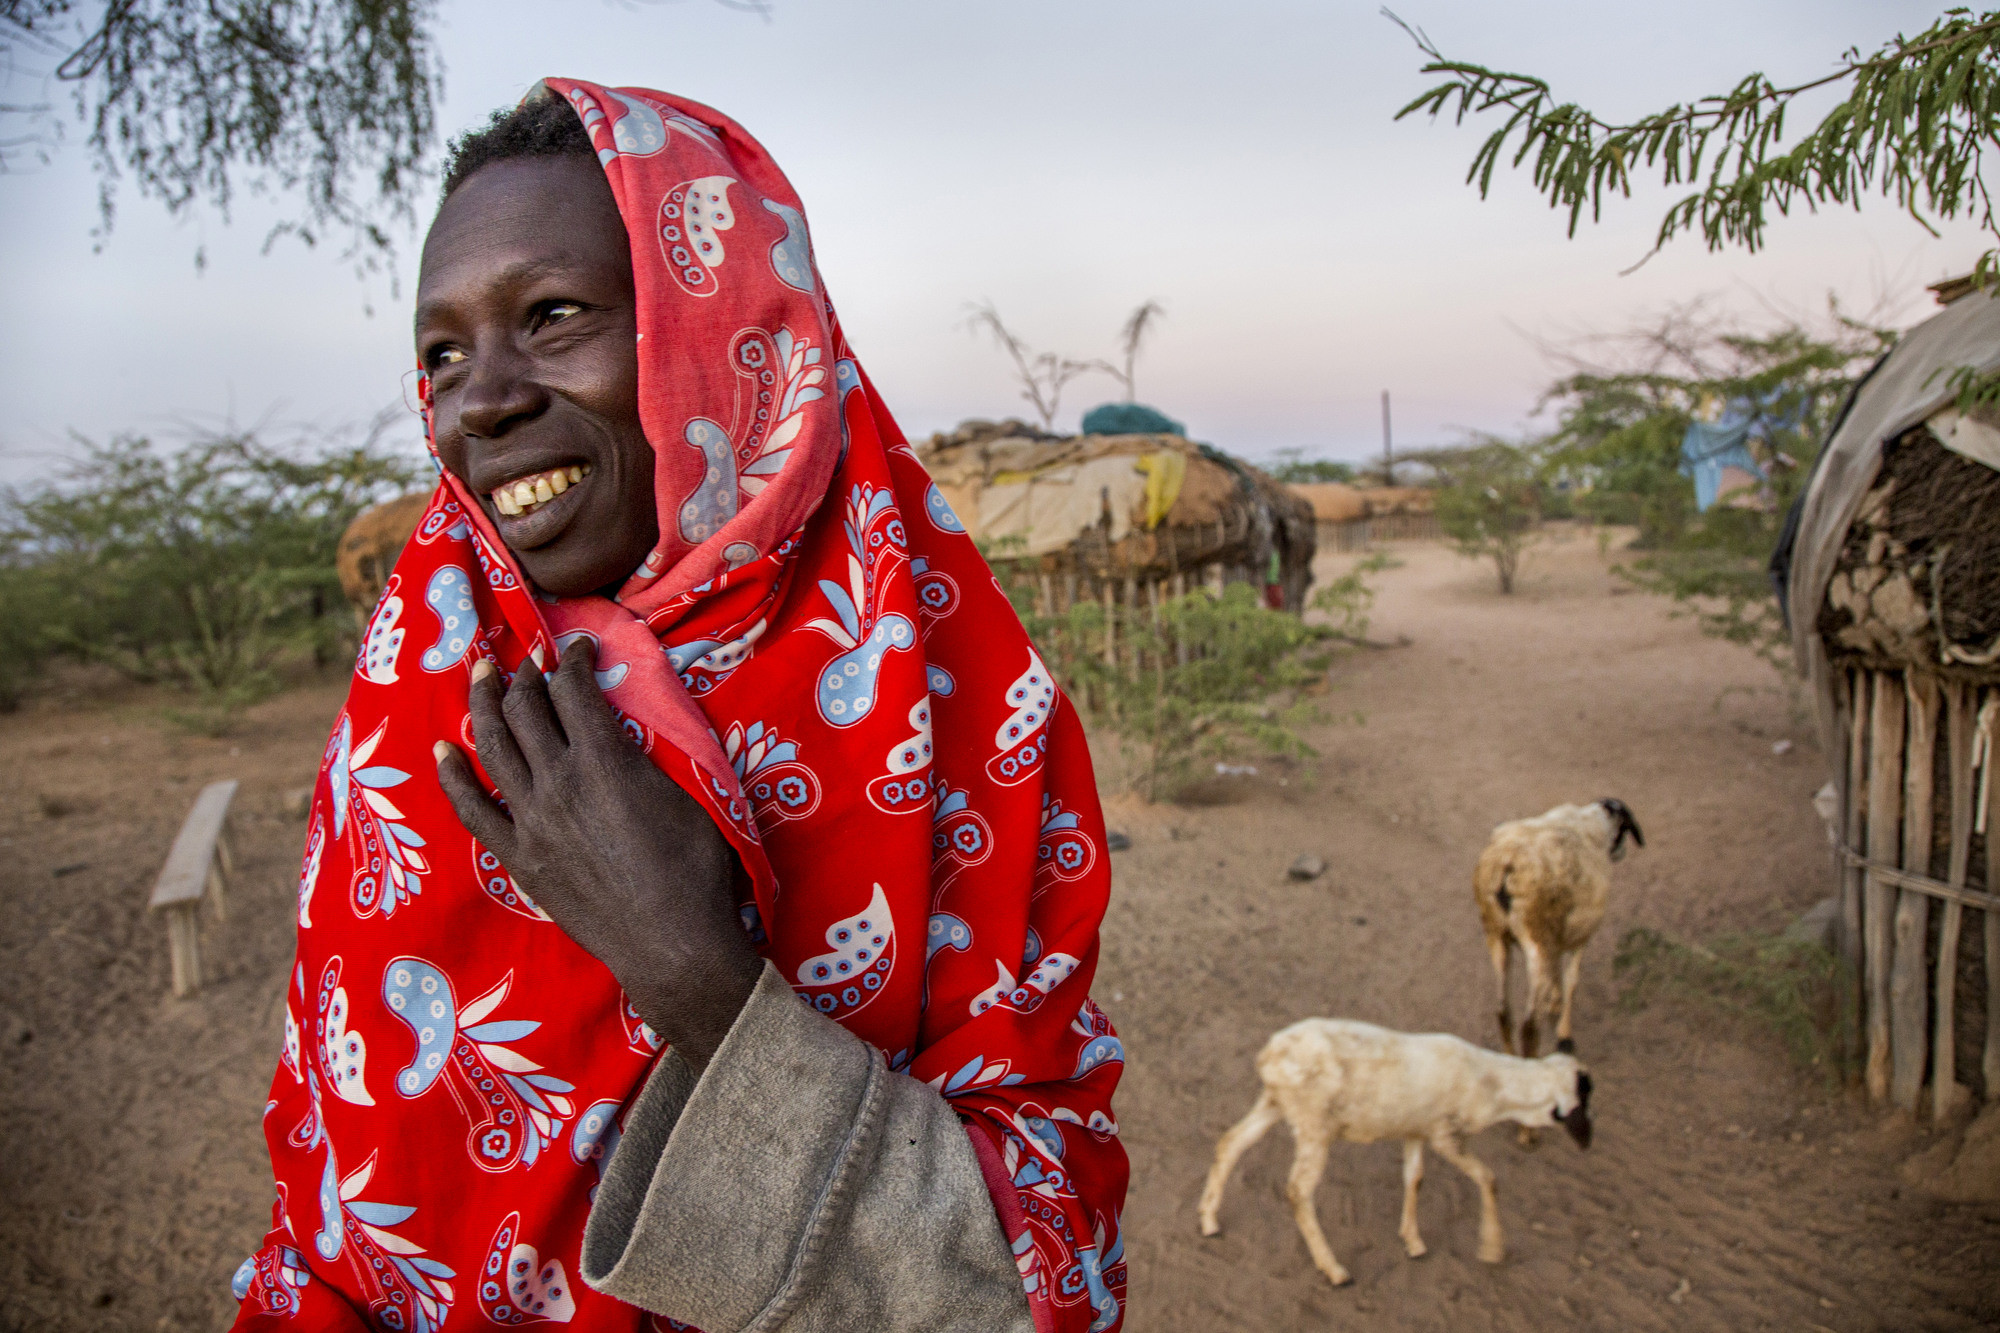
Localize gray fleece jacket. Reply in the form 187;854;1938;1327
580;960;1037;1332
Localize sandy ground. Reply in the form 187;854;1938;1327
4;530;1999;1331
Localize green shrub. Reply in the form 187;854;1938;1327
1614;926;1849;1080
988;553;1370;800
1310;551;1395;640
1428;441;1541;593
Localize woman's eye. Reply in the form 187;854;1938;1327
427;345;466;371
535;302;584;331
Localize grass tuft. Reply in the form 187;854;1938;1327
1613;926;1851;1082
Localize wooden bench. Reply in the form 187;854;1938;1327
149;779;239;997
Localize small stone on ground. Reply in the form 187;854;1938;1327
1287;853;1326;881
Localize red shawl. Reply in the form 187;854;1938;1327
231;80;1126;1333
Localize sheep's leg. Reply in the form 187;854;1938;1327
1284;1129;1351;1287
1555;950;1583;1054
1518;937;1556;1059
1198;1090;1280;1237
1516;941;1561;1144
1429;1129;1505;1264
1398;1138;1427;1259
1488;934;1515;1055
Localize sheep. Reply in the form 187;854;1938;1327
1474;798;1643;1059
1197;1018;1592;1286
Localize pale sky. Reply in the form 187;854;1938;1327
0;0;1985;484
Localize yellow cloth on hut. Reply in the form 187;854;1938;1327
1135;450;1186;530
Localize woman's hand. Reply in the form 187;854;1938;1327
433;642;761;1072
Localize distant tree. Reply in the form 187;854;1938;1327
0;419;423;717
1426;439;1541;594
1099;300;1166;403
1539;307;1888;666
1392;7;2000;279
1268;450;1358;484
966;301;1096;432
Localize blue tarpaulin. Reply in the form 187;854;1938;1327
1681;415;1767;511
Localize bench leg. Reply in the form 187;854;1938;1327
208;863;229;922
168;903;202;997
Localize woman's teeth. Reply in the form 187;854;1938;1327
492;464;589;516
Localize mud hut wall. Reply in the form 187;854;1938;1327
1836;665;2000;1116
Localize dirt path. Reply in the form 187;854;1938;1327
2;532;1997;1331
1106;532;2000;1330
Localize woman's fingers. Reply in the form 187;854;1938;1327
468;660;533;795
548;637;623;746
433;741;518;862
501;652;570;769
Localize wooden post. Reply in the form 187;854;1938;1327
1984;686;2000;1099
1842;670;1869;1075
1037;572;1055;620
1125;575;1141;679
1172;573;1190;667
1865;671;1906;1104
1891;673;1940;1113
1101;578;1116;671
1935;680;1975;1122
1148;578;1166;693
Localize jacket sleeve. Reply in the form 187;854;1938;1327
579;960;1036;1333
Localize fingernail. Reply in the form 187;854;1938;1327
471;659;496;682
433;740;453;763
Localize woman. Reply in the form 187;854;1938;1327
230;82;1126;1333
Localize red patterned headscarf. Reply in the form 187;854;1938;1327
230;80;1127;1333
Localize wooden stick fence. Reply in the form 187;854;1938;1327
1019;559;1264;698
1835;667;1999;1119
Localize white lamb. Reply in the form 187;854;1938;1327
1197;1018;1592;1286
1475;798;1644;1058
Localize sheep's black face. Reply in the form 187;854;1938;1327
1600;798;1645;861
1558;1071;1594;1149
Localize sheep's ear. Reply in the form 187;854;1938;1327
1559;1100;1592;1149
1559;1073;1593;1149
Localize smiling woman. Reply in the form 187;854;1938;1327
228;84;1128;1333
417;141;658;596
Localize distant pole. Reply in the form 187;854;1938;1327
1380;390;1393;485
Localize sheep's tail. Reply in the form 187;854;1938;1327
1474;848;1518;920
1199;1089;1282;1235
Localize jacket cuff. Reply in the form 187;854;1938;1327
579;959;888;1330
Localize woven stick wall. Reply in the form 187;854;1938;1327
1821;425;2000;1117
1833;668;1999;1119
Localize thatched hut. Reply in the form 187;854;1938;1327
336;492;428;621
1290;482;1440;551
912;419;1317;613
1780;285;2000;1119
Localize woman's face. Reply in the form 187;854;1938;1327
416;153;658;598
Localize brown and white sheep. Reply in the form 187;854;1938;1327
1474;798;1643;1058
1197;1018;1592;1286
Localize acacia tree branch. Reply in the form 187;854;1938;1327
1389;6;2000;266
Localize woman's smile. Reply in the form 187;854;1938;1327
484;461;595;547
